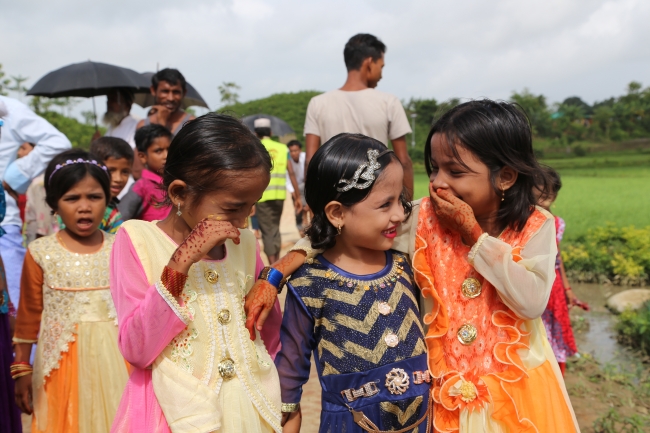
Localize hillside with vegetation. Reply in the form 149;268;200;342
218;90;322;141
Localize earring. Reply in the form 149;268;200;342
337;224;342;235
176;202;182;216
501;188;505;202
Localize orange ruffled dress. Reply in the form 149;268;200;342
412;199;579;433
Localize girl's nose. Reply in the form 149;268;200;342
429;173;448;192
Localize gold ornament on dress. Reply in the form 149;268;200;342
385;368;410;395
217;309;231;325
461;277;482;299
218;357;236;380
457;323;478;345
204;269;219;284
323;255;405;293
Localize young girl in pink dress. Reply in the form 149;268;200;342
110;113;282;433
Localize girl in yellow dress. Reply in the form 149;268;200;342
13;149;129;432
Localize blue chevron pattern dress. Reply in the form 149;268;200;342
275;250;431;432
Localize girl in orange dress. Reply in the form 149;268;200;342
246;100;580;432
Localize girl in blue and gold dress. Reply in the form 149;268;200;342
275;134;431;433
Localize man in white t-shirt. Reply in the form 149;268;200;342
304;33;413;196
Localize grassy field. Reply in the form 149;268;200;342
412;153;650;242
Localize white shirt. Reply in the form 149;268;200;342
286;152;306;194
304;89;412;145
0;96;71;227
106;114;138;150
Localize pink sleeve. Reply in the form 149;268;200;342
254;241;282;359
110;229;188;369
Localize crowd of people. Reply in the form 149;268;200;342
0;33;585;433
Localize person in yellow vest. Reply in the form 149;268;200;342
254;118;302;263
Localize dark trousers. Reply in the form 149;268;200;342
256;200;284;257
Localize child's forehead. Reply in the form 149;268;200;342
103;156;131;166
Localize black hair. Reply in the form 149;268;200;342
152;68;187;92
424;99;550;232
305;133;411;250
44;149;111;212
135;124;173;153
287;140;302;149
254;127;271;138
161;113;273;207
25;142;36;148
89;137;134;163
344;33;386;72
538;166;562;199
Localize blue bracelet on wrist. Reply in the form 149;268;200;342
258;266;286;293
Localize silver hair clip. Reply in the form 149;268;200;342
336;149;392;192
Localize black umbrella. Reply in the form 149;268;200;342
27;61;150;130
242;114;295;137
133;72;209;109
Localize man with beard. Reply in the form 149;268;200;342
94;88;142;190
98;88;138;148
136;68;195;137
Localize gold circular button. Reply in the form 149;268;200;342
461;277;482;299
457;324;478;345
204;269;219;284
218;358;236;380
218;309;231;325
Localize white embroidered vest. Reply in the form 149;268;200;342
122;220;281;432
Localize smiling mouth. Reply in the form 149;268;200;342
382;226;398;238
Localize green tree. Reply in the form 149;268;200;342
218;82;241;106
510;89;551;137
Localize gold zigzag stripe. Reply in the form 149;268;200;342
380;396;424;426
322;362;340;376
411;338;427;357
318;338;345;359
302;296;325;309
314;317;337;332
333;285;420;334
342;310;424;364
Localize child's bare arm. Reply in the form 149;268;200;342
282;409;302;433
245;250;306;339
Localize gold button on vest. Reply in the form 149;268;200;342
461;277;482;299
218;309;231;325
457;324;478;345
204;269;219;284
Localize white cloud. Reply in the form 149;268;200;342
1;0;648;122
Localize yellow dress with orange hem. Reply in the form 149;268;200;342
13;234;129;433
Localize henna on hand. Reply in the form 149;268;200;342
429;186;483;245
243;251;306;340
244;280;278;340
171;218;241;267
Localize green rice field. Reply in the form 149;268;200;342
412;154;650;243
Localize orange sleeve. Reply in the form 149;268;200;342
14;250;44;342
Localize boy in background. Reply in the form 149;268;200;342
88;136;134;233
118;124;171;221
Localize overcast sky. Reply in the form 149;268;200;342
2;0;649;120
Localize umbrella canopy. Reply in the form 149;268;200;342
133;72;209;109
27;61;149;98
242;114;295;137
